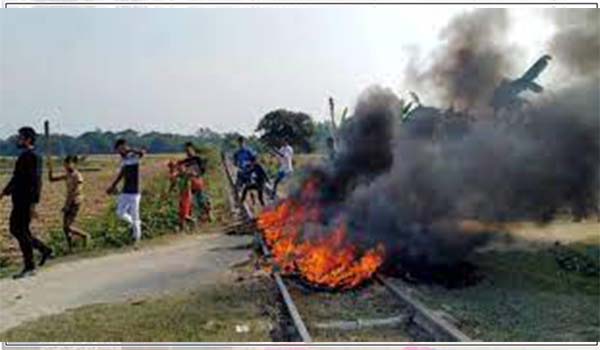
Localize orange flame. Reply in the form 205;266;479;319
257;179;385;290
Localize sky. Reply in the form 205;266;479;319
0;6;571;138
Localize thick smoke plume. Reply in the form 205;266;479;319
346;81;598;267
406;9;513;110
295;80;598;270
548;10;600;77
287;9;599;272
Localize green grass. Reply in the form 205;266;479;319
412;242;600;341
0;279;274;342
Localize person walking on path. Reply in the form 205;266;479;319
0;127;53;279
106;139;145;244
48;155;90;252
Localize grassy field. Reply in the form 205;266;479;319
0;148;232;274
408;221;600;342
0;275;274;342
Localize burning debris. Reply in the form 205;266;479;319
258;9;599;291
258;178;385;290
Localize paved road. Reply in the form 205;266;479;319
0;233;252;333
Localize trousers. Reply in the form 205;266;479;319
116;193;142;241
9;203;51;270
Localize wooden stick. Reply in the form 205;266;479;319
341;107;348;123
328;96;337;135
44;120;52;173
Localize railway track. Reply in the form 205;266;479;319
220;152;472;343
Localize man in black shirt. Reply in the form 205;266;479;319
1;127;53;279
241;159;269;207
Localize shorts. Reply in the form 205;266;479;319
62;202;81;227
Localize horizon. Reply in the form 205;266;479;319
0;7;584;138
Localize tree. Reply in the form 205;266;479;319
255;109;315;152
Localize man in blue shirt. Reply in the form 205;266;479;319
233;136;256;191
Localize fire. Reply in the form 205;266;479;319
257;179;385;290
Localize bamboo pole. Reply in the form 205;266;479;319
44;120;52;173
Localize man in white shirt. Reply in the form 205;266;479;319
106;139;145;244
271;138;294;200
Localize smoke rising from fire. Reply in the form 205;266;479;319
406;9;514;110
285;9;599;271
343;80;598;267
548;9;600;77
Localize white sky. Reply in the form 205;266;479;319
0;7;575;138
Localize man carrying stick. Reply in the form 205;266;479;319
269;137;294;200
48;155;90;252
45;121;89;252
0;127;53;279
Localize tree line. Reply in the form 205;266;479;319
0;110;334;157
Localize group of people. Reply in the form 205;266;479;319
168;142;212;231
1;127;148;279
0;126;292;280
0;126;199;279
232;136;294;206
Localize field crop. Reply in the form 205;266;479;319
0;156;120;266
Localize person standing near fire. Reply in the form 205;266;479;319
232;136;256;192
270;137;294;200
106;139;145;244
0;127;53;279
241;158;269;206
48;155;90;252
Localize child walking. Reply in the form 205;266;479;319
48;155;90;252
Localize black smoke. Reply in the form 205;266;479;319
406;9;514;110
548;9;600;77
345;79;598;268
287;9;599;274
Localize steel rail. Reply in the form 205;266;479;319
220;151;471;342
376;274;472;342
220;151;312;343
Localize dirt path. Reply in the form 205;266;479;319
0;233;252;333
